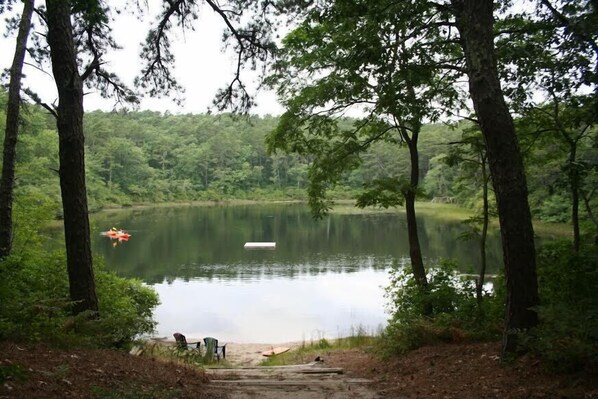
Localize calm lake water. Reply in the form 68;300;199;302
90;203;503;343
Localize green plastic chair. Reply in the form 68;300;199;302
203;337;226;360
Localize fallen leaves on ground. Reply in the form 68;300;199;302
326;341;598;399
1;341;596;398
0;342;224;399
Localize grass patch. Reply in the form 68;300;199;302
0;363;27;384
532;220;571;239
413;202;473;221
139;341;232;369
330;203;400;215
330;201;473;221
333;201;570;239
260;330;380;366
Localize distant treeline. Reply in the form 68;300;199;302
0;91;595;225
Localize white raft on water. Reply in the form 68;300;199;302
244;242;276;250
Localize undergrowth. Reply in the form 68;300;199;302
519;241;598;372
140;341;232;368
260;327;379;366
380;259;503;357
380;243;598;374
0;191;160;349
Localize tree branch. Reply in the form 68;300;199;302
23;87;58;118
539;0;598;59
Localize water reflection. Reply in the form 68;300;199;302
90;204;503;341
151;268;389;343
92;204;503;283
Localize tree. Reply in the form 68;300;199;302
449;0;539;354
45;0;99;315
135;0;280;113
266;1;463;291
269;0;542;355
537;0;598;91
497;1;597;252
16;0;139;316
520;97;596;251
445;127;493;305
0;0;34;258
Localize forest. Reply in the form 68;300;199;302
0;95;595;229
1;1;597;394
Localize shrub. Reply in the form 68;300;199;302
0;250;70;342
0;195;159;348
534;193;570;223
73;258;160;348
520;241;598;372
0;250;159;348
381;259;502;356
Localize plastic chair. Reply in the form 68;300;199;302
203;337;226;360
173;332;201;351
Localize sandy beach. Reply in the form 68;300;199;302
152;337;304;366
220;341;302;366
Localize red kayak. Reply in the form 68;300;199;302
102;230;131;241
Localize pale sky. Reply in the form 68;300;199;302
0;1;284;116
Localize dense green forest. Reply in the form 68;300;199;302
0;89;595;231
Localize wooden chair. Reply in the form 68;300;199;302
203;337;226;360
173;332;201;351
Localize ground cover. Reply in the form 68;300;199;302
2;340;596;398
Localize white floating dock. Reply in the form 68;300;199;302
244;242;276;250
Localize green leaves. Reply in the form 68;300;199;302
356;177;409;209
497;0;597;111
71;0;108;25
267;0;466;216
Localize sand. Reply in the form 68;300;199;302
222;341;300;366
151;337;303;366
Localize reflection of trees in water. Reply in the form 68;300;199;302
172;255;395;282
91;204;504;284
417;216;503;275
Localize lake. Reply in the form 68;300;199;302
90;203;503;343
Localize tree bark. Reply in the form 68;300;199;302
581;189;597;245
477;155;489;305
451;0;539;355
0;0;35;259
568;143;580;252
404;132;428;289
46;0;98;315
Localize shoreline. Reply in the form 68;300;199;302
149;337;306;366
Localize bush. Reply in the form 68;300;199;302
75;258;160;347
0;195;159;348
520;241;598;372
381;259;502;356
0;249;159;348
534;193;570;223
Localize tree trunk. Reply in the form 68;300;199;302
0;0;35;259
568;143;580;252
477;155;489;305
581;189;598;245
404;135;428;289
451;0;539;355
46;0;98;315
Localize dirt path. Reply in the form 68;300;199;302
206;362;379;398
200;342;379;398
